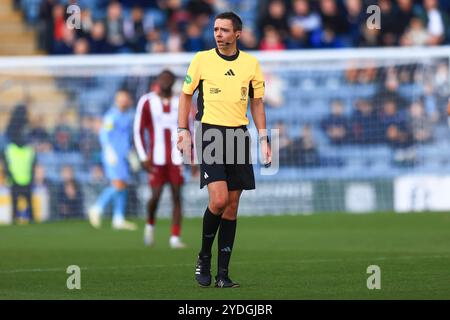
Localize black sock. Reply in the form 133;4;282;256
199;207;221;257
217;218;237;276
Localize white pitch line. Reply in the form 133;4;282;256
0;255;448;274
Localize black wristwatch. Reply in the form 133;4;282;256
258;135;269;143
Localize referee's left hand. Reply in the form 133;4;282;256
260;139;272;167
177;130;192;163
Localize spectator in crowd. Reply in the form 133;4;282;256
79;115;102;165
104;1;128;53
344;0;364;46
166;0;190;31
259;25;286;50
183;22;205;52
400;17;430;46
422;82;441;123
310;23;345;48
395;0;415;38
321;100;349;145
124;6;148;53
272;120;293;166
53;113;78;152
87;164;107;195
34;163;49;186
53;27;76;55
83;164;107;220
357;20;381;47
33;163;57;219
350;99;382;144
416;0;447;46
28;114;52;153
51;4;66;51
430;61;450;103
385;108;416;164
318;0;348;37
345;61;377;84
146;28;166;53
73;37;90;55
359;62;378;84
377;0;399;46
165;22;184;52
290;124;321;167
379;98;412;148
238;27;258;50
375;68;410;110
286;0;322;49
89;21;111;54
186;0;214;28
407;99;433;144
258;0;290;41
90;164;107;186
75;9;93;39
57;165;84;219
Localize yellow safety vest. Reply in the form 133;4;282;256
5;143;35;186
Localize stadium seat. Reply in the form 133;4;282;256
20;0;40;24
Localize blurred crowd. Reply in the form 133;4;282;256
276;96;436;167
271;59;449;168
28;112;103;160
23;0;450;55
0;104;106;220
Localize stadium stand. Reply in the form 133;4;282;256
0;0;40;55
10;0;450;55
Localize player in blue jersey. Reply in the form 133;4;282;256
88;88;137;230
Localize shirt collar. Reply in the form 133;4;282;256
215;48;239;61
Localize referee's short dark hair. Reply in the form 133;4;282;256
215;12;243;31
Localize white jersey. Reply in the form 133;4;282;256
134;92;183;166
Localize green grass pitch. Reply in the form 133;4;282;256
0;212;449;299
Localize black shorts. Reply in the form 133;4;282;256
196;123;255;191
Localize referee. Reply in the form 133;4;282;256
177;12;271;288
